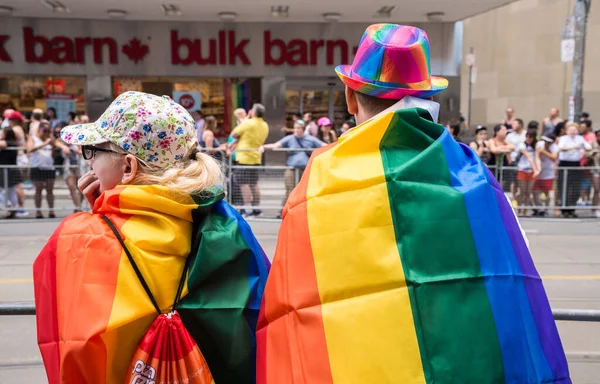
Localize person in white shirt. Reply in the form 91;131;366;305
557;122;592;217
515;131;540;216
533;134;559;217
505;118;526;205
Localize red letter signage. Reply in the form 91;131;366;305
0;35;11;62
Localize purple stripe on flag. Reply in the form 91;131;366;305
488;175;571;382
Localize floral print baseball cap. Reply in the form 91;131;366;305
60;91;197;168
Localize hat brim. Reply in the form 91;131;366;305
335;64;448;100
60;122;108;146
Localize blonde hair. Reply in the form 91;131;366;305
565;121;579;134
107;143;224;195
234;108;247;119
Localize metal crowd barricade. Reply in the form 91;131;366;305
0;163;89;215
1;301;599;322
195;149;600;218
491;163;600;215
224;147;312;216
2;144;598;219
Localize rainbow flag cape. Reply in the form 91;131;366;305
34;185;269;384
257;107;570;383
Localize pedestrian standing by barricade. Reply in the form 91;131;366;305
579;119;595;206
506;118;526;206
229;103;269;217
46;107;60;129
557;122;592;217
317;116;337;144
192;109;205;143
8;111;29;217
1;109;14;129
340;120;355;135
533;134;559;217
446;119;463;143
33;92;269;383
515;131;540;216
27;122;58;218
488;124;514;184
234;108;247;125
469;125;491;165
0;127;22;218
303;112;318;137
502;107;517;130
542;107;563;136
258;23;569;383
28;108;45;137
588;130;600;218
54;121;83;213
260;119;325;217
199;115;222;161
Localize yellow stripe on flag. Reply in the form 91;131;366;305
306;113;426;384
102;186;194;382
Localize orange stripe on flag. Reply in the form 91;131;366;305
56;213;125;383
259;149;334;384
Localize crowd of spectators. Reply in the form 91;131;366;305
0;107;85;218
458;107;599;218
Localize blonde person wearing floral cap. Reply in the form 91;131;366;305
33;92;269;383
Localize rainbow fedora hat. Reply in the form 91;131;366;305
335;24;448;100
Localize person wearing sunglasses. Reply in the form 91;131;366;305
26;121;66;218
32;92;269;383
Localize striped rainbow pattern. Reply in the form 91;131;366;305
124;311;215;384
257;107;570;383
335;24;448;99
34;185;269;384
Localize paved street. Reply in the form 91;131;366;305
0;218;598;383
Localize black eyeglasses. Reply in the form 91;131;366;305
81;145;121;160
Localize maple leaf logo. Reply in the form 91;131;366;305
122;38;149;63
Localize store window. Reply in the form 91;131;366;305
113;77;260;139
284;87;349;131
0;75;86;123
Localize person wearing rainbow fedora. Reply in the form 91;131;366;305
257;24;570;383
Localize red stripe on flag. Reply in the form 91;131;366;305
34;221;65;384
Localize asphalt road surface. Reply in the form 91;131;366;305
0;218;598;383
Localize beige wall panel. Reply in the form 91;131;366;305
459;0;600;127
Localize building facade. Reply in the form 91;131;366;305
0;17;462;141
461;0;600;129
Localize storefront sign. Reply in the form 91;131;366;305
173;91;201;111
0;18;457;78
0;35;10;62
5;27;353;67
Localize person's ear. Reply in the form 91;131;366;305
345;86;358;116
121;154;139;184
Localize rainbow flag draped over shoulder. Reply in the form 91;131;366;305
34;185;269;384
257;107;570;383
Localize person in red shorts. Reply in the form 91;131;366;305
515;131;540;216
533;134;559;216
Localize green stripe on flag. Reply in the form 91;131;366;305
178;199;255;384
379;108;504;383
